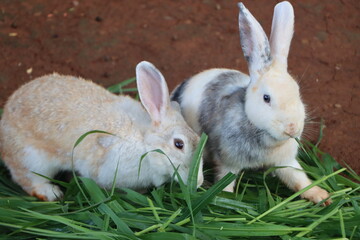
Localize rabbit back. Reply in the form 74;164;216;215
0;74;150;199
172;69;249;135
1;73;147;152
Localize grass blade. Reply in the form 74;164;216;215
179;173;237;221
247;168;346;224
187;133;207;194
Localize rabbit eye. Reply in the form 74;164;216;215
263;94;271;103
174;138;184;150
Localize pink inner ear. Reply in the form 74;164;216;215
148;76;163;113
137;63;168;123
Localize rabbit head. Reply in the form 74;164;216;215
238;1;305;142
136;62;204;187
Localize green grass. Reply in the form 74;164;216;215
0;80;359;239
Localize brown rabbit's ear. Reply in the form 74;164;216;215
136;61;170;125
238;2;272;81
270;1;294;70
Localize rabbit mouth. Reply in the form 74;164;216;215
284;132;297;138
284;124;303;138
283;130;302;139
267;129;296;143
270;120;303;140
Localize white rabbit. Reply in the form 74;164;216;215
171;2;330;204
0;61;203;201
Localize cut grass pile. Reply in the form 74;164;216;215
0;80;359;240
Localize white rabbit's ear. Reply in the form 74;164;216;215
136;61;170;124
238;2;272;80
270;1;294;69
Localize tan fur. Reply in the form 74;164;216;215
2;74;127;161
0;65;203;201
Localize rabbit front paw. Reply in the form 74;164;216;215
30;183;64;201
301;186;331;205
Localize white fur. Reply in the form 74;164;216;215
270;1;294;68
245;69;306;142
19;146;65;201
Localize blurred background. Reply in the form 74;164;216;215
0;0;359;172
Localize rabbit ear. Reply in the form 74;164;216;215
136;61;170;124
238;2;272;80
270;1;294;69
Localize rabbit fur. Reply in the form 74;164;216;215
171;2;330;205
0;61;203;201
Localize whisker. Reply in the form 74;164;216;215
305;108;320;118
298;63;310;84
302;122;322;141
305;121;321;125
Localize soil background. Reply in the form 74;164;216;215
0;0;359;173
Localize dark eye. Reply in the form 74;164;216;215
263;94;271;103
174;138;184;150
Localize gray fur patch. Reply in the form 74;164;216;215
261;39;272;65
199;71;269;170
239;13;272;69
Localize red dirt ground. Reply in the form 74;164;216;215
0;0;359;173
